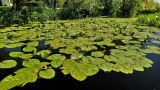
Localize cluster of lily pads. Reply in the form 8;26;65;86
0;18;160;90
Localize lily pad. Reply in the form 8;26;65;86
0;43;5;48
0;67;38;90
9;52;24;58
22;59;40;67
39;69;55;79
23;47;37;53
36;50;51;58
47;54;66;61
5;43;25;48
71;53;83;60
0;60;17;68
62;59;99;81
91;51;104;57
19;54;33;59
27;41;39;47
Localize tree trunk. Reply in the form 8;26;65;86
11;0;27;11
53;0;57;8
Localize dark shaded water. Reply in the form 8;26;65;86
11;53;160;90
1;35;160;90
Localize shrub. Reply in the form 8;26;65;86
59;0;102;19
103;0;141;17
1;5;56;26
137;13;160;27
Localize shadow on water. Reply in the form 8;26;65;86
2;35;160;90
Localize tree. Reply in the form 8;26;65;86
12;0;28;11
141;0;156;10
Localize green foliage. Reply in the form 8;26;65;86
103;0;141;17
36;50;51;58
22;59;41;68
5;43;25;48
0;68;39;90
60;0;102;19
1;5;56;26
0;60;17;69
91;51;104;57
62;59;99;81
39;69;55;79
23;47;37;53
0;18;159;89
9;52;24;58
137;13;160;27
71;53;84;60
47;54;66;68
140;0;157;11
0;43;5;48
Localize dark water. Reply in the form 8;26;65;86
11;53;160;90
1;36;160;90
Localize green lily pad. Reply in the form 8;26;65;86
47;54;66;61
0;43;5;48
37;62;50;69
22;59;40;67
0;60;17;68
91;51;104;57
23;47;37;52
39;69;55;79
27;41;39;47
71;53;83;60
62;59;99;81
36;50;51;58
0;67;38;90
5;43;25;48
9;52;24;58
19;54;33;59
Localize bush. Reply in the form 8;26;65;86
137;13;160;27
103;0;141;17
1;5;57;26
0;6;12;25
59;0;102;19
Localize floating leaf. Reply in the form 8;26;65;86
71;53;83;60
71;68;87;81
39;69;55;79
27;41;39;47
22;59;40;67
5;43;25;48
23;47;37;52
9;52;24;58
59;47;78;54
62;59;99;81
19;54;33;59
47;54;66;61
37;62;50;69
36;50;51;58
0;68;38;90
91;51;104;57
0;60;17;68
36;50;51;55
0;43;5;48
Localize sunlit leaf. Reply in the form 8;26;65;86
39;69;55;79
0;60;17;68
22;59;40;67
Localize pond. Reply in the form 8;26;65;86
1;18;160;90
12;33;160;90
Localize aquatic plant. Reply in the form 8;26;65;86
0;18;159;89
